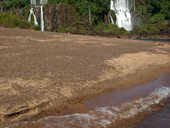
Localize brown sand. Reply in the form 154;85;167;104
0;28;170;126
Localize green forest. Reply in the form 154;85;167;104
0;0;170;35
135;0;170;34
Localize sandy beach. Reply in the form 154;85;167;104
0;28;170;127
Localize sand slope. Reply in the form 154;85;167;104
0;28;170;126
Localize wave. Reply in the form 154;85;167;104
8;87;170;128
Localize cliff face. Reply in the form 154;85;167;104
44;4;78;31
29;4;79;32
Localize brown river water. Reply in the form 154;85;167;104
135;97;170;128
7;73;170;128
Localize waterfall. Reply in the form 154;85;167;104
40;5;44;32
110;0;133;31
30;0;36;5
40;0;48;5
31;0;48;5
109;13;115;24
29;0;47;32
28;8;38;26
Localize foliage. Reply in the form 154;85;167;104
136;0;170;19
0;0;29;9
135;0;170;34
0;0;169;35
55;22;128;36
0;13;31;28
56;21;93;35
135;20;168;34
150;13;166;23
48;0;110;25
95;23;128;35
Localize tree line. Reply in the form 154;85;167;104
0;0;169;34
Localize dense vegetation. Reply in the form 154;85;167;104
0;0;29;9
48;0;110;24
135;0;170;34
0;13;31;28
0;0;169;35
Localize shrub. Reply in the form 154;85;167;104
136;20;168;34
138;24;159;34
95;23;128;35
57;21;92;35
150;13;166;23
56;22;129;36
0;13;31;29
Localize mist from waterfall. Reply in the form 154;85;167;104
110;0;133;31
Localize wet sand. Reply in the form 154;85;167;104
85;73;170;108
0;28;170;127
8;73;170;128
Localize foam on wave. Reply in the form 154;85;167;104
8;87;170;128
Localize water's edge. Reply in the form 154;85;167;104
131;37;170;43
7;73;170;128
135;97;170;128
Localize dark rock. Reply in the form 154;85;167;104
40;4;79;31
25;4;79;32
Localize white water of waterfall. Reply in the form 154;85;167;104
40;5;44;32
109;13;114;24
28;8;38;26
31;0;36;5
40;0;48;5
31;0;48;5
110;0;133;31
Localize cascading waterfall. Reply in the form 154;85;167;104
40;5;44;32
29;0;47;32
31;0;48;5
109;13;114;25
40;0;48;5
110;0;133;31
28;8;38;26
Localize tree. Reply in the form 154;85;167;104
1;0;29;10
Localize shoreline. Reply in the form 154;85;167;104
5;64;170;128
0;28;170;127
108;99;168;128
31;64;170;117
8;71;170;128
1;27;170;40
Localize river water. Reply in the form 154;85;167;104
135;97;170;128
85;73;170;108
85;73;170;128
7;73;170;128
132;38;170;43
